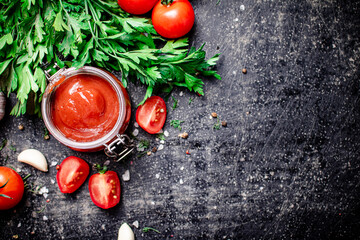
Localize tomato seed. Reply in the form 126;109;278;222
113;195;117;199
242;68;247;74
56;165;60;170
112;190;116;194
211;112;218;118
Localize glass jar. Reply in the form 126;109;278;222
41;66;131;153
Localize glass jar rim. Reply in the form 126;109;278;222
41;66;126;151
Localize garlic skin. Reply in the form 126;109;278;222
0;91;5;121
18;149;48;172
118;223;135;240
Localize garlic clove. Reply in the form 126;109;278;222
18;149;48;172
118;223;135;240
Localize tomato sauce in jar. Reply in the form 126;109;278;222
41;66;131;152
51;74;119;142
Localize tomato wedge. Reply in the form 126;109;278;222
0;167;24;210
136;96;167;134
89;170;120;209
56;156;90;194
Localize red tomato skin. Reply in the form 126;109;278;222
136;96;167;134
89;171;121;209
118;0;158;15
0;167;24;210
56;156;90;194
152;0;195;39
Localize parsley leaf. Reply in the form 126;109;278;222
170;120;184;131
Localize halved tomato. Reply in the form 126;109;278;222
56;156;90;194
89;170;120;209
136;96;167;134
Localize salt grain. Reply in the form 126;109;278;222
132;221;139;228
179;179;184;184
122;170;130;181
132;128;139;137
158;144;164;151
43;216;48;221
240;5;245;11
134;122;139;128
155;173;160;179
50;161;57;167
164;130;169;137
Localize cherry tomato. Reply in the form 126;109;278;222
152;0;195;39
0;166;24;210
136;96;167;134
89;170;120;209
56;156;90;194
117;0;158;15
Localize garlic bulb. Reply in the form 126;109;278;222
0;91;5;121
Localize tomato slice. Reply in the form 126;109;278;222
136;96;167;134
0;167;24;210
89;171;120;209
56;156;90;194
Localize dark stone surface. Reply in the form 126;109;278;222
1;0;360;239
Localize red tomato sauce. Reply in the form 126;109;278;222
51;74;119;142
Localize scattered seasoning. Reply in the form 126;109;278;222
170;120;184;131
186;150;190;155
12;235;19;239
142;227;161;234
9;144;16;152
22;174;31;181
0;139;7;151
44;128;50;140
246;111;250;115
30;232;35;235
157;133;165;141
221;121;227;127
147;151;152;156
213;119;221;130
46;199;50;203
56;165;60;170
171;96;178;110
37;205;46;213
18;124;24;130
152;147;157;153
211;112;218;118
188;97;193;105
178;132;189;139
242;68;247;74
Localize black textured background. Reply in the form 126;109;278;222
1;0;360;239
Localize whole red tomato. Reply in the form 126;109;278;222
89;166;121;209
152;0;195;39
118;0;158;15
0;166;24;210
56;156;90;194
136;96;167;134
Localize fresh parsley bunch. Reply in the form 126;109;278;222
0;0;220;116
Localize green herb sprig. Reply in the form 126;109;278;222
170;120;184;130
0;0;221;116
